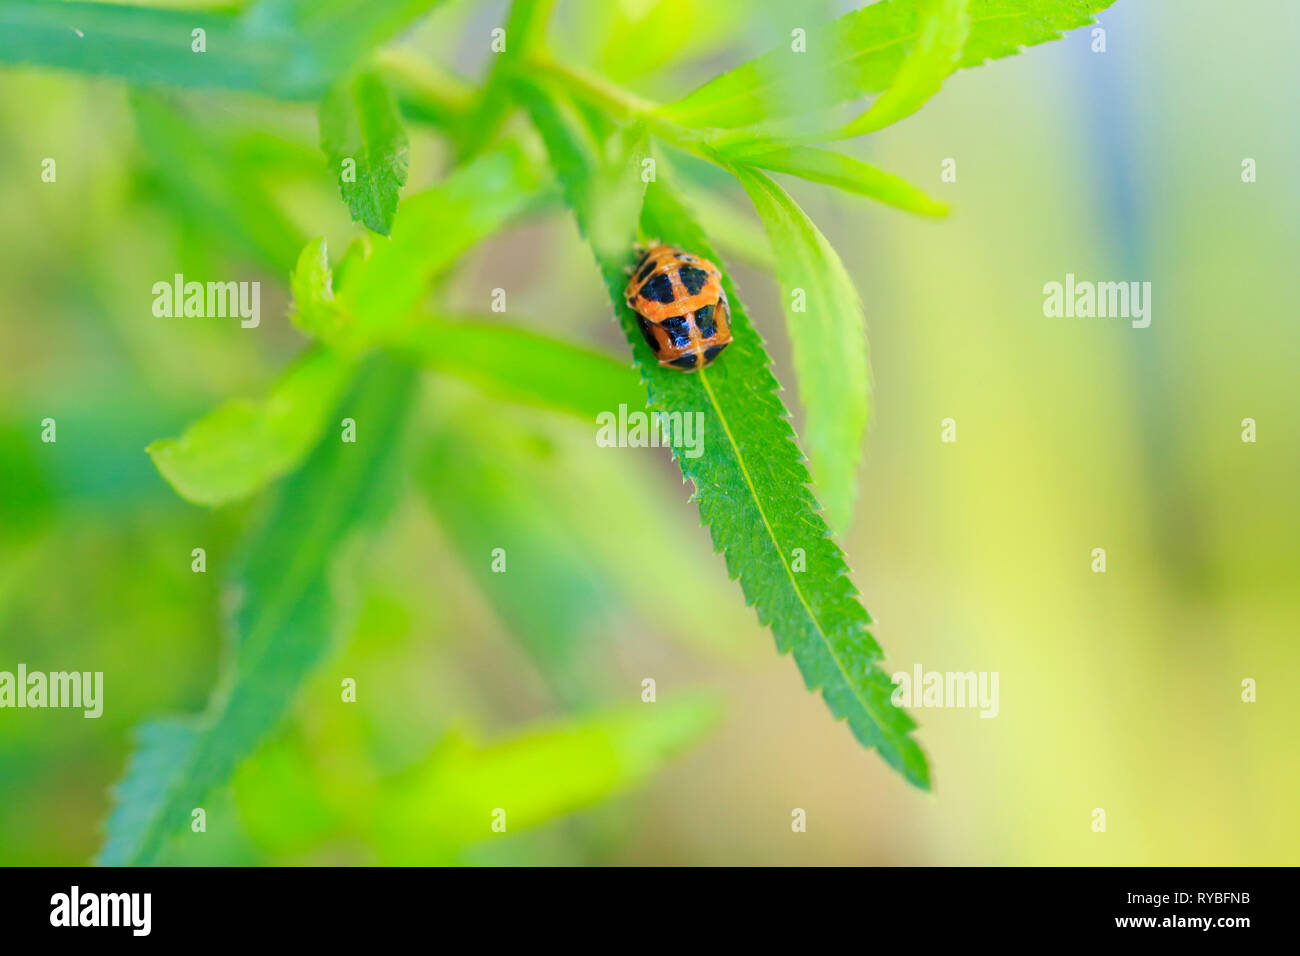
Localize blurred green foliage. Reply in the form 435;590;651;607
5;0;1295;868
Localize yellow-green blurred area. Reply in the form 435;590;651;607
1;0;1298;865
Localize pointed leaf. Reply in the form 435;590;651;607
739;145;948;217
320;70;410;235
518;77;930;788
724;160;870;532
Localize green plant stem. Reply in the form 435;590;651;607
525;58;712;159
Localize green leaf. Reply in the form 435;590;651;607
393;316;641;421
291;229;637;420
839;0;971;138
370;696;722;862
723;160;870;533
518;78;929;788
739;145;948;217
335;142;548;343
0;0;448;100
100;356;418;866
662;0;1117;129
320;70;410;235
146;347;355;507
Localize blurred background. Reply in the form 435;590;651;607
1;0;1297;865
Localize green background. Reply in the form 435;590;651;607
1;0;1296;864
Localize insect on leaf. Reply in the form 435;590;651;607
517;77;930;789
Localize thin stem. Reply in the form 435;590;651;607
525;58;713;159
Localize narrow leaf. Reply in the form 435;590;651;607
145;347;355;507
724;160;871;532
320;70;410;235
739;145;948;217
518;79;930;788
663;0;1117;129
101;356;418;865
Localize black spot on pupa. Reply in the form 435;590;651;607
637;317;660;353
639;272;676;304
635;259;656;282
694;303;716;337
703;344;726;363
678;265;708;296
661;314;691;347
670;353;698;369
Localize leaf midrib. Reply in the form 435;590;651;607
696;367;894;742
